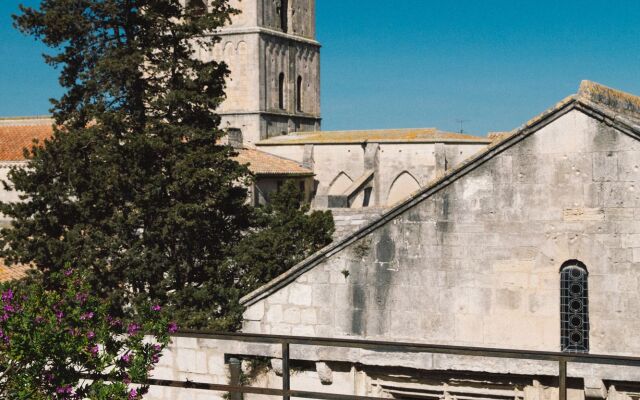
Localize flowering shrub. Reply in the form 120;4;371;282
0;267;175;399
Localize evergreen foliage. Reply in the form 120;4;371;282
1;0;254;328
2;0;335;331
233;180;334;297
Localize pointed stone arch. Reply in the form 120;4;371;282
387;171;420;205
328;172;353;196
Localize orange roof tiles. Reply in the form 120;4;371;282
257;128;492;145
234;148;313;176
0;261;32;283
0;121;53;161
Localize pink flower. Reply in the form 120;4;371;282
1;289;13;302
80;311;94;320
64;268;74;276
86;331;95;339
56;384;73;394
89;345;99;355
127;323;140;335
129;388;138;399
75;293;88;304
151;304;161;312
121;353;132;363
167;322;178;333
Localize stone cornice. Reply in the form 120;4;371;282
214;27;320;47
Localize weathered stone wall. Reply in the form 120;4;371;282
257;141;488;208
146;333;640;400
0;162;26;224
260;0;315;38
208;0;321;144
331;208;385;239
243;109;640;366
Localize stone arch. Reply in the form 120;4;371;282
387;171;421;205
236;41;247;55
328;172;353;196
223;41;235;58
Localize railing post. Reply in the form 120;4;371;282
559;359;567;400
228;358;242;400
282;342;290;400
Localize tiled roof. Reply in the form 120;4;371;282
0;120;53;161
234;148;313;176
0;261;32;283
0;121;312;176
257;128;492;145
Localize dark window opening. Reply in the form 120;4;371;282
296;76;303;112
560;261;589;353
278;73;285;110
186;0;207;16
362;187;373;207
279;0;288;32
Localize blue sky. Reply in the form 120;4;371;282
2;1;640;136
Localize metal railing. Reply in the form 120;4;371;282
146;331;640;400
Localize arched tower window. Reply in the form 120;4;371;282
560;261;589;353
279;0;288;32
296;76;303;112
278;73;285;110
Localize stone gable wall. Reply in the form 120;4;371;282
243;109;640;362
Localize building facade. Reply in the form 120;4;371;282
146;81;640;400
198;0;321;145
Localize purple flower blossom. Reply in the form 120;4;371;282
75;292;88;304
56;384;73;394
152;343;162;353
55;311;64;321
3;305;14;313
89;345;99;355
167;322;178;333
80;311;94;320
129;388;138;399
151;304;161;312
1;289;13;303
64;268;74;276
86;331;95;339
127;323;140;335
121;353;132;363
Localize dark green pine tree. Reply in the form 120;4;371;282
2;0;253;329
231;181;334;299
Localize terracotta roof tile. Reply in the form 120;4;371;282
0;261;32;283
0;122;53;161
257;128;492;145
233;148;313;176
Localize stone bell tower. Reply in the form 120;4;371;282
199;0;321;146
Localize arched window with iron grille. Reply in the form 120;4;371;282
560;260;589;353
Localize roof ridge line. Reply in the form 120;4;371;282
240;96;586;307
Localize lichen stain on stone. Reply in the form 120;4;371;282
376;230;396;263
350;284;365;335
593;123;618;151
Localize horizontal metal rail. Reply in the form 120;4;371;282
173;330;640;366
146;330;640;400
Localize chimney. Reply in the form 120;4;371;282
227;128;243;149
